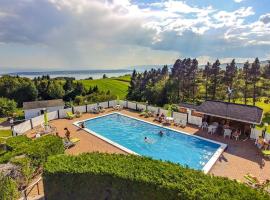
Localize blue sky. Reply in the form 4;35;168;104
0;0;269;72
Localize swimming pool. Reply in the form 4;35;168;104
75;113;226;173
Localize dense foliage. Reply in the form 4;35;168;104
0;173;19;200
127;58;270;106
0;135;64;166
0;97;17;117
44;153;269;200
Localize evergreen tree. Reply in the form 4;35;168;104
243;61;250;104
203;62;211;100
250;58;261;106
224;59;237;102
209;59;220;100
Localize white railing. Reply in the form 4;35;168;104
119;100;127;108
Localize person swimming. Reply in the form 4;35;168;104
159;131;164;137
144;137;154;143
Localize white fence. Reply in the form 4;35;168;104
12;100;204;136
59;108;72;118
127;101;136;110
31;115;44;127
13;120;32;136
173;112;188;122
48;111;58;121
74;105;86;113
137;103;146;111
148;106;158;114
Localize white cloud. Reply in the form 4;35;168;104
0;0;269;70
234;0;245;3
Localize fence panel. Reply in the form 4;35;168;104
109;100;116;107
127;101;136;110
74;105;86;113
173;112;188;122
31;115;44;127
59;108;72;118
13;120;32;135
188;115;202;126
99;101;109;108
250;128;262;139
159;108;168;116
87;104;98;113
137;103;146;111
148;106;159;114
119;100;127;108
48;111;58;121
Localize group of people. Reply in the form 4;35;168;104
144;130;164;143
154;113;165;123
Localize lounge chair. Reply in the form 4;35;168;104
63;138;80;149
90;107;100;114
98;106;105;113
262;150;270;158
244;174;270;189
179;120;187;128
113;104;122;111
66;112;75;119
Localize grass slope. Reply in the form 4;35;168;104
78;75;130;99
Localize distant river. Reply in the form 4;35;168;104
4;69;133;80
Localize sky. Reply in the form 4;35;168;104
0;0;270;72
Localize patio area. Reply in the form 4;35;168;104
26;108;270;182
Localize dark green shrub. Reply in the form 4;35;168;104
0;173;19;200
44;153;269;200
0;135;64;166
27;135;64;166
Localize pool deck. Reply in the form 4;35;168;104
26;108;270;182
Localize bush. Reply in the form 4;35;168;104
0;98;17;117
44;153;269;200
1;135;64;166
0;173;19;200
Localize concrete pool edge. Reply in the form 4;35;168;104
73;112;227;174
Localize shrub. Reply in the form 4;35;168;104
0;97;17;117
44;153;269;200
0;173;19;200
1;135;64;166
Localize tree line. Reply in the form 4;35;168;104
127;58;270;106
0;75;115;116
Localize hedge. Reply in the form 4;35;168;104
0;173;19;200
43;153;269;200
0;135;64;166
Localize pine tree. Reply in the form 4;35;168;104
250;58;261;106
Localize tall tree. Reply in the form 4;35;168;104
210;59;220;100
203;62;211;100
190;58;198;103
224;59;237;102
250;58;261;106
243;61;250;104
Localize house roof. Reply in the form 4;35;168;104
179;100;263;125
23;99;65;110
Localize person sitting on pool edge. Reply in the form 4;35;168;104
64;127;71;141
80;121;85;129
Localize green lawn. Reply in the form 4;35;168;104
78;75;131;99
0;129;12;138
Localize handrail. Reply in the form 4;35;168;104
20;177;42;200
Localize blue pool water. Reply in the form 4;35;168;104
84;113;221;170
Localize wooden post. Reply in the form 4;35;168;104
136;103;138;111
57;110;60;119
85;104;88;113
30;119;33;129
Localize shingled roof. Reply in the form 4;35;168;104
23;99;65;110
179;100;263;125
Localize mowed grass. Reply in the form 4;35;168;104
78;75;130;99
